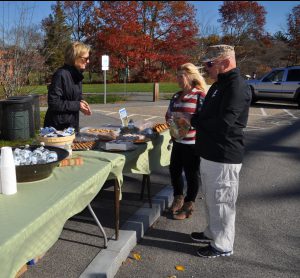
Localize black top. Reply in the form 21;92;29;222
44;64;84;131
191;68;251;163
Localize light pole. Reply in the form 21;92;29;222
101;55;109;104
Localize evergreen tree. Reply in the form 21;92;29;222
42;1;72;76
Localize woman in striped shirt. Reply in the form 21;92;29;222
166;63;207;220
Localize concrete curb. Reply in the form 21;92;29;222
79;185;173;278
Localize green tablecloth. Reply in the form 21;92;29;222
0;130;171;278
106;130;171;174
0;151;125;278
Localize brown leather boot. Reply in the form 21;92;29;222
169;195;184;214
173;201;194;220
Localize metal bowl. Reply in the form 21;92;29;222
13;145;69;183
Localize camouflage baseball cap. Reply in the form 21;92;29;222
202;44;235;62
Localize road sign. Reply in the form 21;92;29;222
102;55;109;70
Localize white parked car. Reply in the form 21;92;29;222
247;66;300;108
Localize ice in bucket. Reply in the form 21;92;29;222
13;145;58;165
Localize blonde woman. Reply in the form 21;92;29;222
44;41;92;132
166;63;207;220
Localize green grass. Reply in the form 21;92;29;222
84;94;128;104
0;130;41;147
86;82;179;93
0;85;47;97
82;82;180;94
0;138;38;147
11;82;180;96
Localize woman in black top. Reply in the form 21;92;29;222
44;41;92;132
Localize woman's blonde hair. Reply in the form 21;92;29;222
64;41;91;66
178;63;207;93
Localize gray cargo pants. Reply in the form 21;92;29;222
200;157;242;252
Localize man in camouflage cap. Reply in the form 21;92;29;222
190;45;251;258
201;44;235;62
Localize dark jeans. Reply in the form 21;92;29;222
169;141;200;202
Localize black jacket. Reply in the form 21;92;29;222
191;68;251;163
44;64;83;131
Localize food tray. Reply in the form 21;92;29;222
80;126;120;141
133;138;151;144
74;132;99;142
116;133;149;143
72;141;98;151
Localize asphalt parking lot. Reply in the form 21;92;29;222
112;99;300;278
23;97;300;278
85;99;300;132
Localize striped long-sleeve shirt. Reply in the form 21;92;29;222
166;88;206;144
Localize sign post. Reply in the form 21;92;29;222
101;55;109;104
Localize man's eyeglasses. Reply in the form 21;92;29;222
205;61;216;68
80;56;89;62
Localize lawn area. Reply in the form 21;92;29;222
18;82;180;96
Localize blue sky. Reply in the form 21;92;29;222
1;1;299;35
192;1;300;34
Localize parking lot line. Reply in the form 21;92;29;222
249;113;266;116
93;109;113;113
283;109;298;119
144;116;161;121
260;108;267;116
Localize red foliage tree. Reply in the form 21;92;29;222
88;1;198;82
218;1;266;44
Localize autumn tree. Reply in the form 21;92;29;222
42;1;72;76
218;1;266;45
87;1;198;82
287;4;300;64
215;1;268;76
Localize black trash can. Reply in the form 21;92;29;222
8;95;41;131
0;101;3;139
28;94;41;131
1;98;34;140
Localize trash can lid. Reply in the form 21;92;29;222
3;98;31;103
